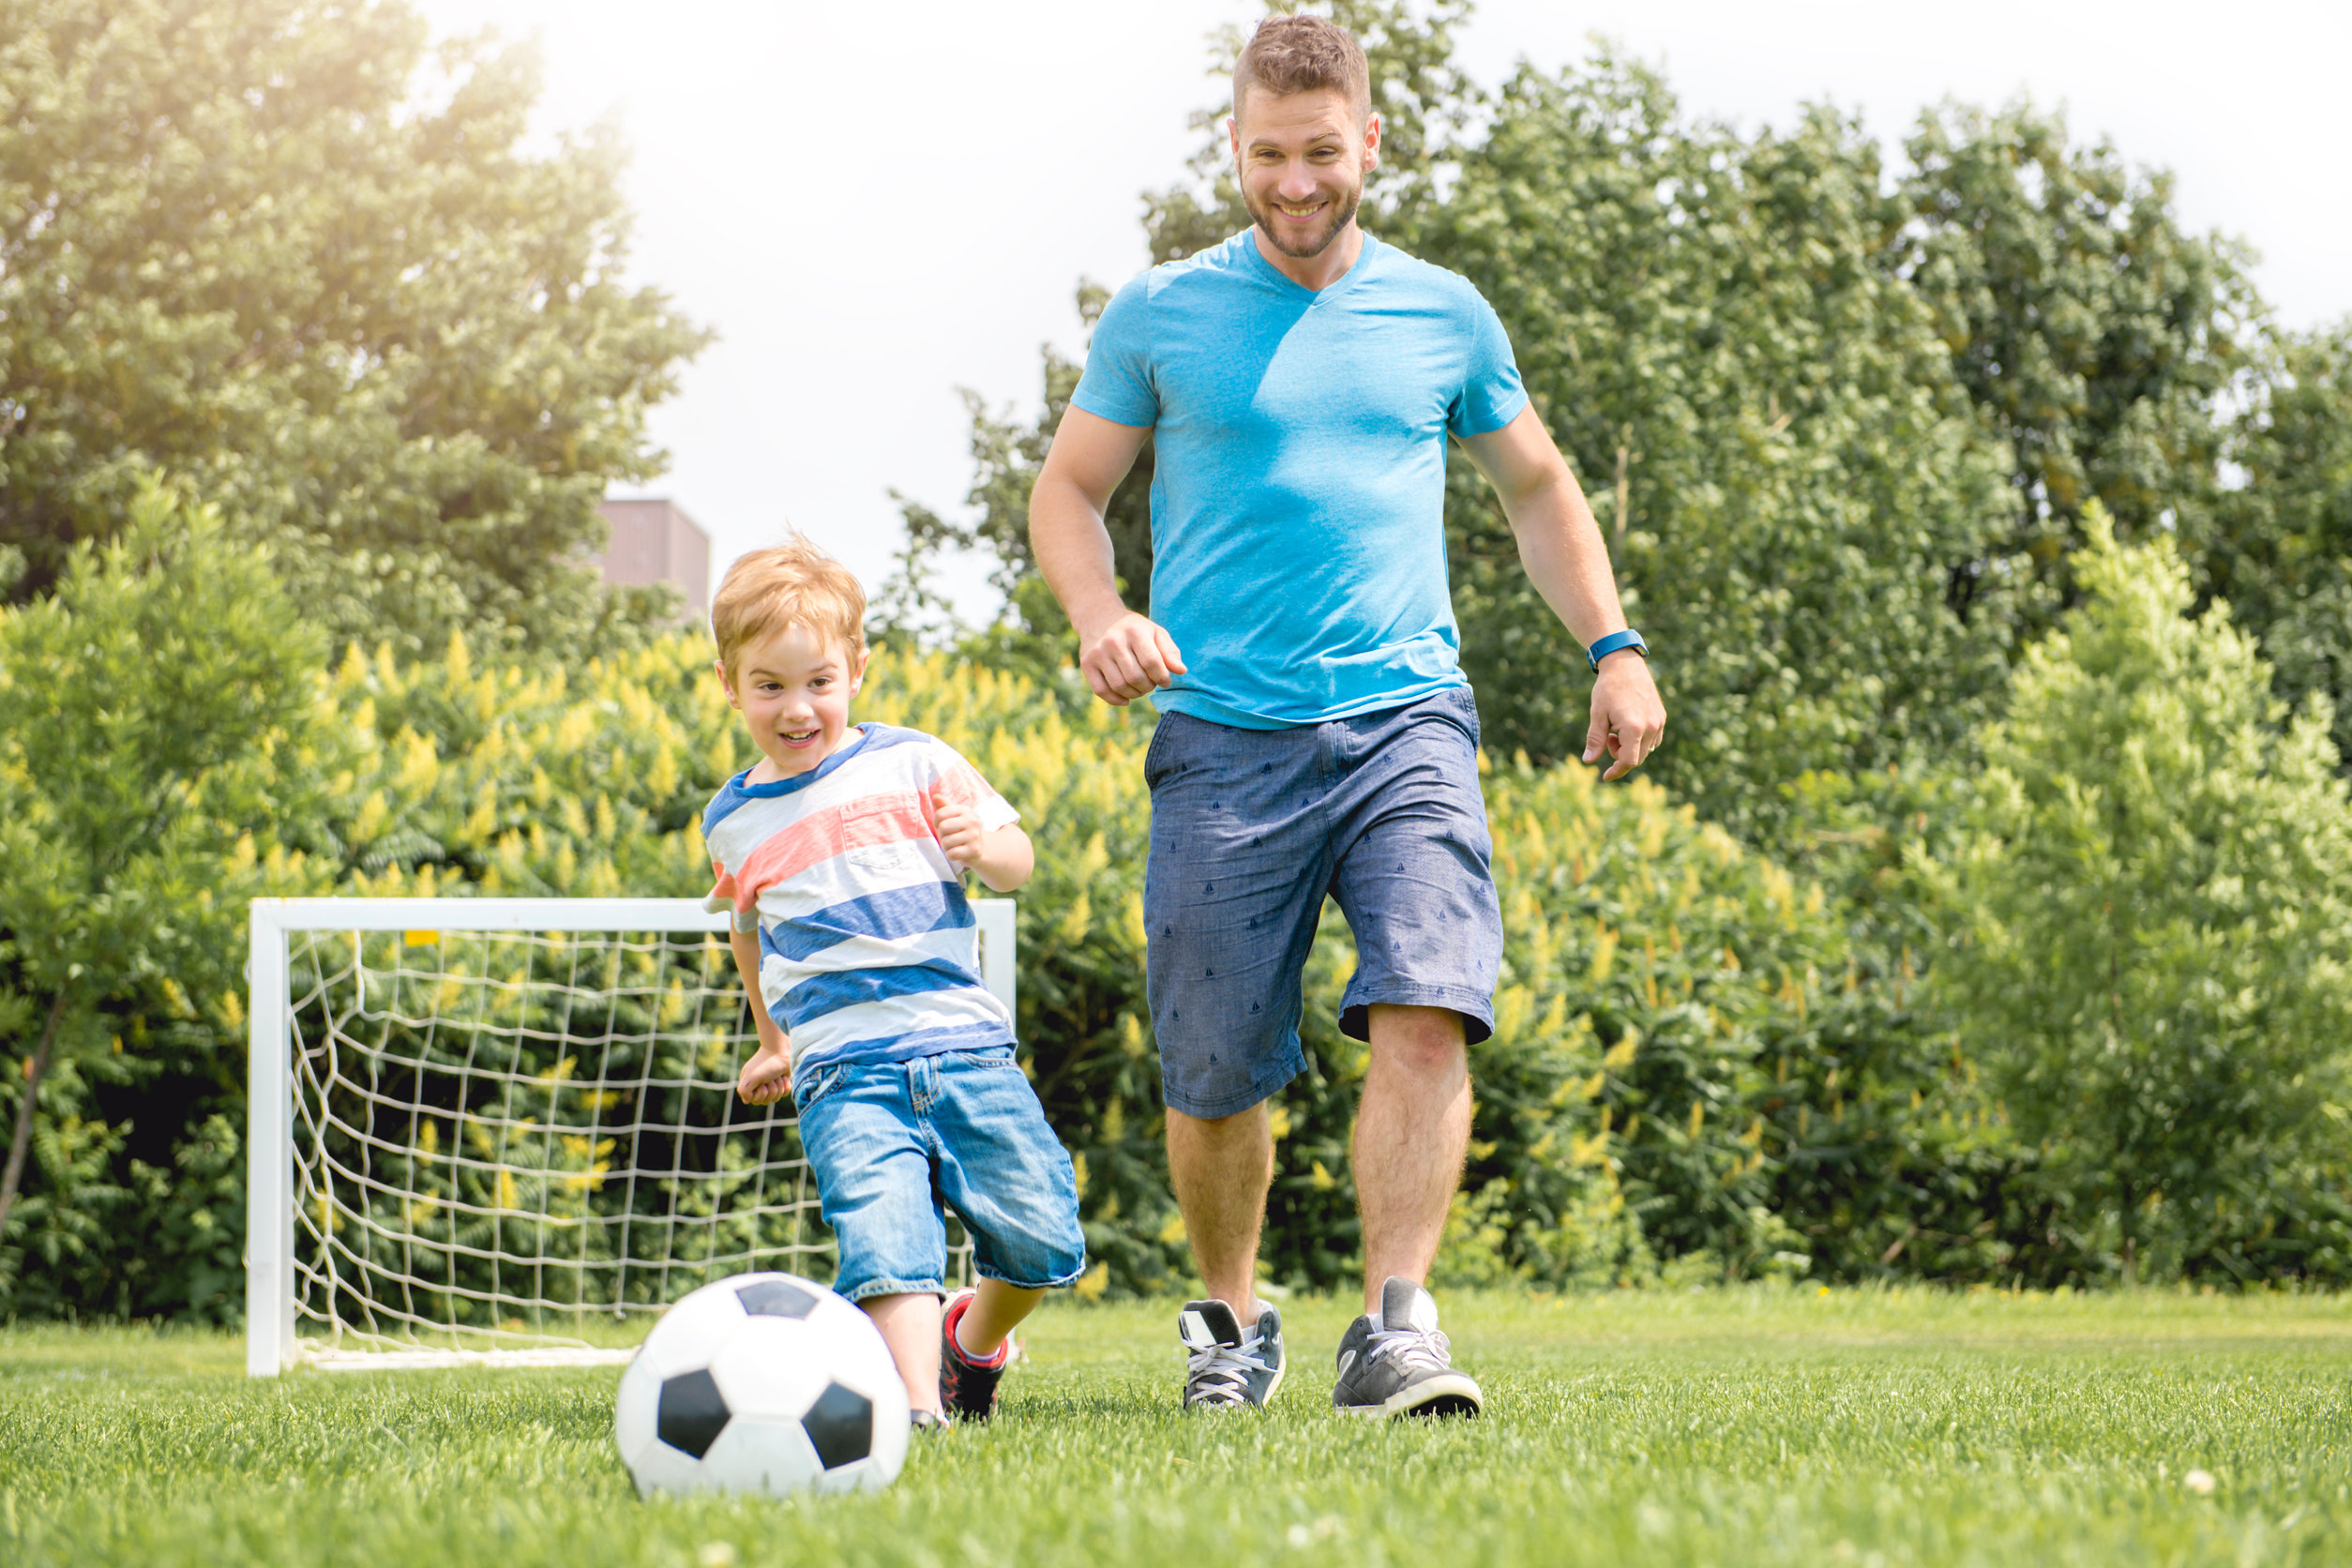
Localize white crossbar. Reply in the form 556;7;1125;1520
255;897;731;933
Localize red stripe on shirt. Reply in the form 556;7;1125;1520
720;791;938;910
932;759;988;813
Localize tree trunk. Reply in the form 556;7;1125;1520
0;989;68;1238
2118;1177;2138;1284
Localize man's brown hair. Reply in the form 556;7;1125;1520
1233;14;1372;125
710;533;867;682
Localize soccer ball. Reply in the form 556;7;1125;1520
614;1272;910;1498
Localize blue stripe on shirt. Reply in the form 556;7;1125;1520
760;882;971;965
852;724;931;756
776;958;987;1032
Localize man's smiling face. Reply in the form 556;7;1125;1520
718;622;867;780
1230;87;1380;261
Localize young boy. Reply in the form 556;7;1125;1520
701;535;1085;1427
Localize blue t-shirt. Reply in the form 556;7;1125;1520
1071;230;1527;729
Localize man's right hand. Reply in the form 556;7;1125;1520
1030;406;1158;703
1079;611;1186;706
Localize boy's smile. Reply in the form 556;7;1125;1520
719;622;868;783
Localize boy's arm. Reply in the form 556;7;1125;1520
933;782;1033;893
965;822;1034;894
728;924;792;1105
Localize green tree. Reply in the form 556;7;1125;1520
901;6;2344;846
0;480;328;1294
1934;508;2352;1282
1414;60;2019;829
1892;104;2259;601
2200;324;2352;770
0;0;707;657
891;9;2027;834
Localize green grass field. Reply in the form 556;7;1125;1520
5;1289;2349;1566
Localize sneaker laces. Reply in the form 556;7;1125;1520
1185;1325;1274;1408
1365;1323;1452;1377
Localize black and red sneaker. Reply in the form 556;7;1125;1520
939;1288;1015;1421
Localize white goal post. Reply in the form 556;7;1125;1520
245;897;1017;1376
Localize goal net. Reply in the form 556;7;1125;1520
244;897;1016;1374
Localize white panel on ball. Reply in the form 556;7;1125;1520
708;1319;832;1428
620;1421;716;1500
698;1420;824;1496
630;1287;753;1381
612;1363;663;1477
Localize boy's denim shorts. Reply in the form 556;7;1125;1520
1143;686;1502;1121
792;1047;1086;1303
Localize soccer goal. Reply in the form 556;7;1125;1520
244;897;1017;1376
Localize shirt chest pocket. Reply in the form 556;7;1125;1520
841;798;925;875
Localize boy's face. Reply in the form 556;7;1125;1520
719;623;869;779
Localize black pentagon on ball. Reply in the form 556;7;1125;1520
801;1381;873;1469
656;1366;731;1459
736;1278;819;1319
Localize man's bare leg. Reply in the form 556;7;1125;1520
1353;1003;1471;1315
1166;1102;1273;1315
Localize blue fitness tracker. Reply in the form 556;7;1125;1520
1587;628;1649;671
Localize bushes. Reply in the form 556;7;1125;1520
5;595;1921;1305
0;484;329;1308
10;520;2352;1312
1934;513;2352;1283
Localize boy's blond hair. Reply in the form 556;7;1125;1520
710;534;867;680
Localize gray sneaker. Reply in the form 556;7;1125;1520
1332;1277;1484;1418
1178;1298;1286;1410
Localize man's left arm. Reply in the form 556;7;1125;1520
1455;405;1666;780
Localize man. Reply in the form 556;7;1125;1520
1029;15;1666;1418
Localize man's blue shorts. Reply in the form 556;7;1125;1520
1142;686;1502;1121
792;1047;1086;1302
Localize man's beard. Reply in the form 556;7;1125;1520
1244;179;1363;260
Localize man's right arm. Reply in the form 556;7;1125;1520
1029;406;1185;706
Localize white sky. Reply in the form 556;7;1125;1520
413;0;2352;617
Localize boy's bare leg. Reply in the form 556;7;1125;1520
861;1292;944;1415
1352;1003;1471;1314
1166;1102;1273;1313
954;1278;1046;1358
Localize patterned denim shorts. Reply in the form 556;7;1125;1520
1142;686;1502;1120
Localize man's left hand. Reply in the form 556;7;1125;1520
1584;651;1666;781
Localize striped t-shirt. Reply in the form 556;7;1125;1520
701;724;1019;1074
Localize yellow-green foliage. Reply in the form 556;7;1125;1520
323;633;740;904
14;619;1954;1309
310;636;1938;1292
